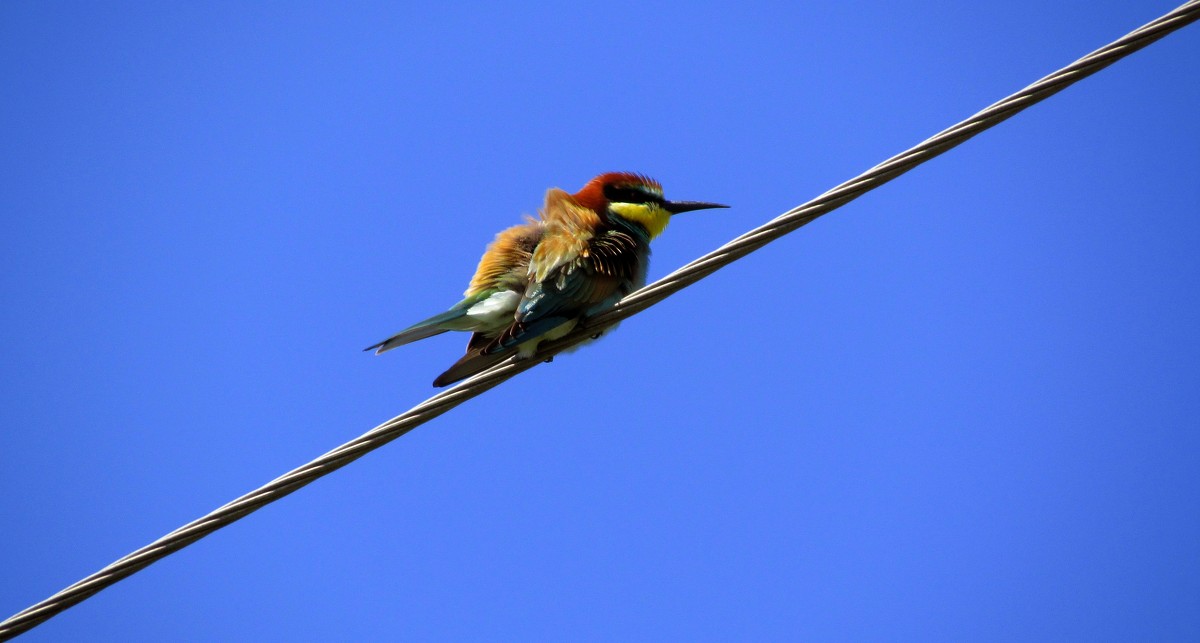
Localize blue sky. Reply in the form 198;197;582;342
2;2;1198;640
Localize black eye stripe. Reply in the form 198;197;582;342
603;184;662;205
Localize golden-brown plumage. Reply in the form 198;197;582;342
466;218;540;297
529;188;600;284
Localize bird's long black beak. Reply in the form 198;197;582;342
663;200;729;215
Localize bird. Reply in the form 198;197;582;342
366;172;728;386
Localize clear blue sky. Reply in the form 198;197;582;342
2;2;1198;640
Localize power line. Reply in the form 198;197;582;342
3;2;1197;639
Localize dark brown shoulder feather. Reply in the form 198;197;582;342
586;229;641;279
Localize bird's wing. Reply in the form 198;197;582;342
518;236;638;322
485;191;643;352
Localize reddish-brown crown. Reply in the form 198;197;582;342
572;172;663;213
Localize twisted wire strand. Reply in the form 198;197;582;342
3;2;1197;639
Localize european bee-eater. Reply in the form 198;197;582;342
367;172;727;386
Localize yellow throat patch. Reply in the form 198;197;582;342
608;202;671;239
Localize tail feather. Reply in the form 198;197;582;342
432;348;516;387
365;326;450;355
365;308;473;354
